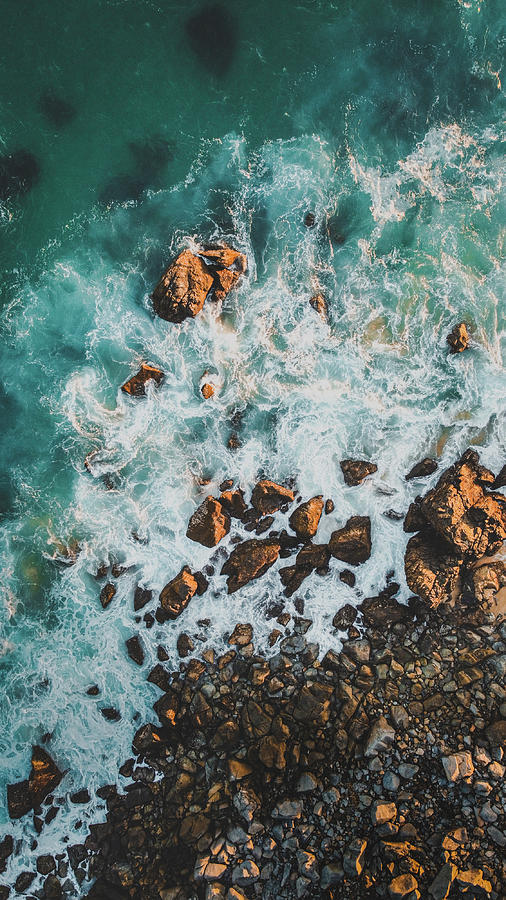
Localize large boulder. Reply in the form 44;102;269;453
340;459;377;486
7;747;63;820
329;516;371;565
121;364;164;397
186;496;230;547
404;532;462;608
221;539;280;593
250;480;294;515
152;246;246;323
289;496;323;540
447;322;469;353
159;567;198;619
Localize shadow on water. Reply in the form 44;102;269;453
98;174;147;206
0;150;40;202
38;90;76;128
185;3;237;77
98;136;175;207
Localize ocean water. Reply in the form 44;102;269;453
0;0;505;887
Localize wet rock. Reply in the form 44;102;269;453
339;569;355;587
221;539;280;593
250;480;294;515
101;708;121;721
228;623;253;646
403;498;428;533
329;516;371;565
304;212;316;227
86;685;100;696
471;561;506;604
132;723;165;758
8;747;63;819
493;463;506;489
185;4;237;77
14;871;35;892
37;855;56;875
340;459;377;486
43;874;63;898
309;293;327;318
177;633;195;658
332;603;357;629
121;364;164;397
406;457;438;480
150;249;210;323
0;149;40;201
186;496;230;547
279;565;310;598
38;90;76;127
133;586;152;611
289;496;323;540
100;582;116;609
70;790;90;804
159;567;198;619
404;532;462;607
324;498;334;514
447;322;469;353
126;636;145;666
201;383;214;399
219;489;247;519
296;542;330;570
0;835;13;874
364;716;395;756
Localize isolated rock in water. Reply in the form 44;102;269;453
126;636;145;666
447;322;469;353
121;364;164;396
8;747;63;819
159;567;198;619
289;496;324;540
185;3;237;77
6;781;31;819
419;449;506;558
221;539;280;593
201;383;214;399
329;516;371;565
309;293;327;318
340;459;377;486
404;532;462;608
38;90;76;127
186;496;230;547
251;480;295;515
152;246;246;322
405;457;438;481
100;582;116;608
279;565;311;597
0;149;40;202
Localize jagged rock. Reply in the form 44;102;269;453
442;751;474;782
228;623;253;646
133;586;152;611
343;838;367;877
329;516;371;565
279;565;311;597
289;496;324;540
339;569;355;587
364;716;395;756
221;539;280;593
177;633;195;658
340;459;377;486
126;636;144;666
8;747;63;819
201;383;214;399
219;489;247;519
332;603;357;630
152;246;246;322
447;322;469;353
406;457;438;480
121;364;164;396
404;498;428;532
388;873;418;898
309;293;327;318
493;463;506;489
428;863;457;900
159;567;198;619
132;723;165;758
325;498;334;514
485;719;506;748
186;496;230;547
296;543;330;569
250;480;294;515
100;582;116;608
404;532;462;607
371;801;397;825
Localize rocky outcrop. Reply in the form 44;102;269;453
447;322;469;353
221;539;280;593
340;459;377;486
186;496;230;547
404;533;462;608
121;364;164;396
7;748;63;820
159;567;198;619
152;246;246;323
329;516;372;565
250;480;294;515
288;496;323;540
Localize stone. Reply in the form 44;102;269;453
159;567;198;619
406;457;438;480
8;747;63;819
447;322;469;353
340;459;377;486
258;736;287;770
309;293;327;318
126;636;144;666
221;539;280;593
332;603;357;629
289;496;324;540
404;532;462;608
231;859;260;886
388;873;418;898
219;489;247;519
486;719;506;747
37;855;56;875
442;751;474;782
343;838;367;877
201;383;214;399
228;623;253;646
428;863;457;900
371;801;397;825
320;863;344;889
325;499;334;514
329;516;371;565
364;716;395;756
133;586;152;611
177;633;195;658
455;869;492;892
121;364;164;397
296;773;318;793
152;246;246;323
272;800;302;819
251;480;294;515
186;496;230;547
100;582;116;608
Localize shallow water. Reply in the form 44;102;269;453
0;0;505;888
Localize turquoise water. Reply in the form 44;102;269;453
0;0;505;886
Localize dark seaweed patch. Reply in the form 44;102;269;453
0;150;40;202
185;4;237;77
128;136;174;180
98;174;147;206
38;90;76;128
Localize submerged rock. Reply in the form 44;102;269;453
152;245;246;323
38;90;76;127
221;539;280;593
185;3;237;77
121;364;164;396
159;567;198;619
0;149;40;201
329;516;371;565
309;293;327;318
98;173;146;206
7;747;63;820
405;457;438;480
186;496;230;547
250;480;294;515
340;459;377;486
289;496;323;540
447;322;469;353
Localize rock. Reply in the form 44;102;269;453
101;707;121;721
0;149;40;201
371;801;397;825
70;789;90;804
383;771;400;791
132;723;165;757
447;322;469;353
309;293;327;318
339;569;356;587
37;855;56;875
228;623;253;646
406;457;438;480
0;835;13;874
493;463;506;489
485;719;506;748
133;586;152;611
201;383;214;399
455;869;492;893
100;582;116;608
329;516;371;565
221;539;280;593
14;872;36;893
442;751;474;782
340;459;377;486
38;90;76;128
404;532;462;607
152;246;246;322
8;747;63;819
272;800;302;819
219;489;247;519
159;567;198;619
289;496;324;540
251;480;294;514
296;543;330;570
332;603;357;629
320;864;344;889
325;498;334;514
186;496;230;547
364;716;395;756
258;735;287;770
231;859;260;886
177;633;195;658
296;773;318;793
121;364;164;397
471;561;506;604
428;863;457;900
126;636;144;666
279;565;311;598
343;838;367;877
388;873;418;898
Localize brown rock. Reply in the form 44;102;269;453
133;586;152;611
121;364;164;397
329;516;371;565
8;747;63;819
100;582;116;609
200;246;247;302
159;567;198;619
403;499;428;533
201;383;214;399
332;603;357;630
296;543;330;570
309;293;327;318
339;569;356;587
251;480;295;515
325;499;334;514
186;496;230;547
126;636;144;666
177;633;195;658
153;690;179;730
221;539;280;593
279;565;311;597
447;322;469;353
340;459;377;486
228;623;253;646
289;496;324;540
404;532;462;607
152;249;214;322
405;457;438;480
258;735;287;770
493;463;506;489
220;489;247;519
